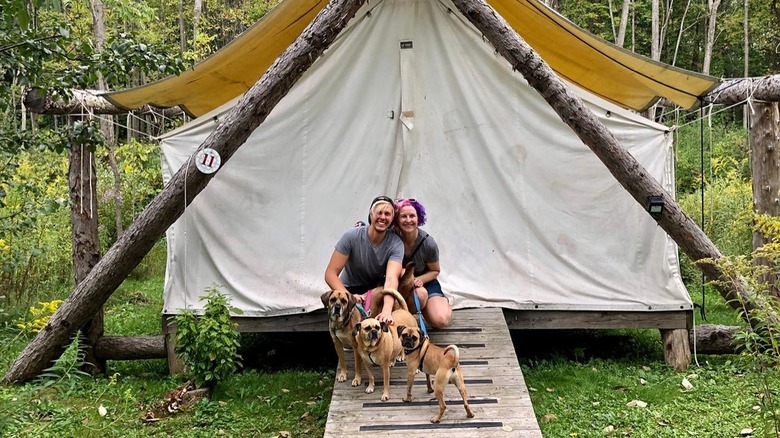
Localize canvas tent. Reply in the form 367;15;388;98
105;0;718;116
153;0;696;317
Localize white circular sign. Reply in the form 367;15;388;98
195;148;221;174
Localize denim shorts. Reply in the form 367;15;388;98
423;279;445;298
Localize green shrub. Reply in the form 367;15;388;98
697;213;780;437
677;176;753;292
174;286;242;390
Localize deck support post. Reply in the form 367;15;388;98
661;328;691;372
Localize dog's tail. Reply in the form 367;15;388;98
444;345;460;363
381;288;409;311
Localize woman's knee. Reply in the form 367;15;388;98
425;300;452;328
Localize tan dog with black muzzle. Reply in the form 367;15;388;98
351;317;403;401
397;325;475;423
320;289;363;386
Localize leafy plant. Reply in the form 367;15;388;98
696;213;780;436
174;286;242;390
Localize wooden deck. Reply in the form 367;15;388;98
323;307;543;437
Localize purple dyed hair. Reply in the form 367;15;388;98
395;199;427;226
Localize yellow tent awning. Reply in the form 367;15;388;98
106;0;719;117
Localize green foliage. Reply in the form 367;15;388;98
674;120;750;195
174;286;243;390
695;214;780;436
677;175;753;293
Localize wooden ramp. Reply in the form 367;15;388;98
324;307;543;437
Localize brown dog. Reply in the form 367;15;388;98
398;325;475;423
352;317;404;401
367;288;418;330
367;262;417;317
320;289;363;386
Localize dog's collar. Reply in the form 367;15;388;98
368;351;379;366
403;338;426;356
340;301;357;328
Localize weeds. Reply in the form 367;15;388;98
174;285;243;390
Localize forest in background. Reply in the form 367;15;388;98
1;0;779;310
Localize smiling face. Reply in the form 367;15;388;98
370;203;395;232
397;205;419;234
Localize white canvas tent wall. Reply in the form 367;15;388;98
158;0;692;317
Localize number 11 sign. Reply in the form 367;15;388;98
195;148;222;174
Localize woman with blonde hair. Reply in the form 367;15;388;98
324;196;403;324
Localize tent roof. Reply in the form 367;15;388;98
105;0;719;117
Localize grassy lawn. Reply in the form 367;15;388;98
1;278;778;437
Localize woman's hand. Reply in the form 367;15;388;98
413;277;423;288
354;293;365;306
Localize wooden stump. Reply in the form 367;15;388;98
661;328;691;372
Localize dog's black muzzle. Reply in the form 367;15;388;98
368;330;380;341
332;304;342;316
401;336;416;349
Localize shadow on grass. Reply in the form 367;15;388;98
238;332;339;372
511;329;665;363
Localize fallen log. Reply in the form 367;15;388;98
691;324;742;354
94;335;166;360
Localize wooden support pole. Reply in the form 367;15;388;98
1;0;366;384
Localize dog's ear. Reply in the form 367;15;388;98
380;321;389;332
352;322;361;337
348;291;357;307
320;291;332;308
397;325;406;337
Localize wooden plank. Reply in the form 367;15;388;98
503;309;692;329
324;307;542;437
162;308;693;334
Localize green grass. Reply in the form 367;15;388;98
1;276;778;437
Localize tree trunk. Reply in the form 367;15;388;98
651;0;660;61
179;0;186;55
447;0;761;318
193;0;203;45
23;88;185;117
702;0;721;75
751;102;780;297
68;137;103;374
84;0;111;375
94;336;166;360
616;0;631;47
1;0;367;384
671;0;693;66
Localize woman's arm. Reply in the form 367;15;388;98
414;261;440;287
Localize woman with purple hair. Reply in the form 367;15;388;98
394;198;452;328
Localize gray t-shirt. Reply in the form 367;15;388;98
335;227;403;288
403;229;439;276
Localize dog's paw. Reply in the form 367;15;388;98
337;372;347;383
402;395;412;402
381;392;389;401
365;385;375;394
351;377;361;387
430;416;442;424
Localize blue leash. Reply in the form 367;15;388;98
355;303;369;319
413;292;429;337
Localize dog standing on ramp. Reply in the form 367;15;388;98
321;289;363;386
352;317;404;401
398;325;475;423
